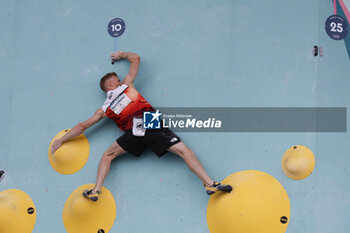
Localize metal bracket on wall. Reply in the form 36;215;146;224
319;46;323;57
313;45;323;57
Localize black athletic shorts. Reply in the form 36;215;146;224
116;128;182;157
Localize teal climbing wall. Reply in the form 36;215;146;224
0;0;349;232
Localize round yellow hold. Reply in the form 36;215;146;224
282;145;315;180
63;184;117;233
207;170;290;233
48;129;90;175
0;189;37;233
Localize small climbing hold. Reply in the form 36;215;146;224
282;145;315;180
0;170;4;181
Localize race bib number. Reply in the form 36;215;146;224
109;93;131;114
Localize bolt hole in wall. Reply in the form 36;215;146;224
280;216;288;224
27;207;35;215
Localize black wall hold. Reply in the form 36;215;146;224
0;170;4;182
313;45;319;56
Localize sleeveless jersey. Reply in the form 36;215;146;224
101;84;155;131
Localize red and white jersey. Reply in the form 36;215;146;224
101;84;155;131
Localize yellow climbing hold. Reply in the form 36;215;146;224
48;129;89;175
63;184;117;233
207;170;290;233
282;145;315;180
0;189;36;233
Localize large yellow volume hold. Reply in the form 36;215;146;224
63;184;117;233
207;170;290;233
0;189;37;233
48;129;90;175
282;145;315;180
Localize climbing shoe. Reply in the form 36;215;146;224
83;189;101;201
205;181;232;195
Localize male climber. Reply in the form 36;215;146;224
51;51;232;201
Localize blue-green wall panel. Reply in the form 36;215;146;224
1;0;349;232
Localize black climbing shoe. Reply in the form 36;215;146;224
205;181;232;195
83;189;101;201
